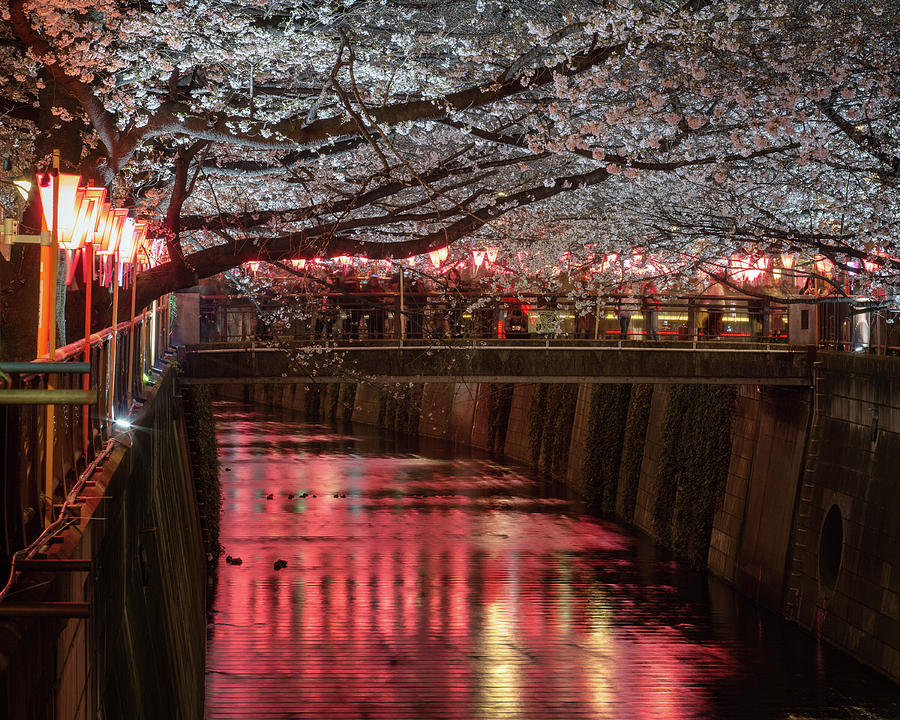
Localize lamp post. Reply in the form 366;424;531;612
1;151;151;525
121;221;146;406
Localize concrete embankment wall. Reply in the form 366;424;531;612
0;369;207;719
209;354;900;684
787;353;900;683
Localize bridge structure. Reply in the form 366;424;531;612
181;339;813;386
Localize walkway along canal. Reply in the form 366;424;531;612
205;403;900;719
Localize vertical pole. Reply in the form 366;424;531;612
37;245;51;358
688;299;697;343
107;256;119;423
399;266;406;341
126;266;137;405
43;150;61;525
593;295;601;340
83;243;93;455
150;299;158;367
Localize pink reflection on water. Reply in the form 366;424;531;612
206;410;726;719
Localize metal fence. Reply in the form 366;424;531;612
0;298;173;571
191;290;900;355
196;292;799;343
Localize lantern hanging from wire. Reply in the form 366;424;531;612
429;246;448;268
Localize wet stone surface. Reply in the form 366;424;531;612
206;403;900;720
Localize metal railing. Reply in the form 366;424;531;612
191;290;900;353
196;292;797;344
0;298;173;571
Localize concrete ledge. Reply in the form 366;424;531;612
182;344;810;386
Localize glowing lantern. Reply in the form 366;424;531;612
486;247;499;263
290;258;307;270
96;207;129;256
864;260;878;273
750;256;769;282
429;247;449;268
71;187;107;250
116;218;137;267
36;171;84;247
120;220;147;266
247;260;260;273
780;253;796;270
336;255;351;266
814;256;832;275
472;250;486;268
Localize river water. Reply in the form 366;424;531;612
205;403;900;720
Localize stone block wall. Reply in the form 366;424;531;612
0;368;207;720
632;385;670;538
92;370;207;719
502;384;536;466
787;353;900;684
733;386;809;610
565;384;593;497
709;385;811;611
708;385;760;583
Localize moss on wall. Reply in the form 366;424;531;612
486;383;515;455
618;384;653;521
652;384;737;566
303;384;326;419
376;384;423;436
528;384;548;468
181;383;222;561
527;384;578;478
339;383;357;422
581;384;632;514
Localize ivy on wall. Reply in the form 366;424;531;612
581;384;632;514
528;384;549;468
486;383;515;455
377;383;423;436
181;384;222;562
652;384;737;567
324;383;340;420
527;384;578;477
303;384;324;419
339;383;357;422
617;384;653;522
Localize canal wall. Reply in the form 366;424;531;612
785;353;900;684
208;352;900;685
0;368;208;719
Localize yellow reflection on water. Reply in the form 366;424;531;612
583;582;616;717
477;600;522;719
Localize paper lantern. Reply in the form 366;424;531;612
36;171;83;247
96;208;129;256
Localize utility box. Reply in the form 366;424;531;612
788;301;817;346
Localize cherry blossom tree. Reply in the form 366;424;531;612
0;0;897;353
